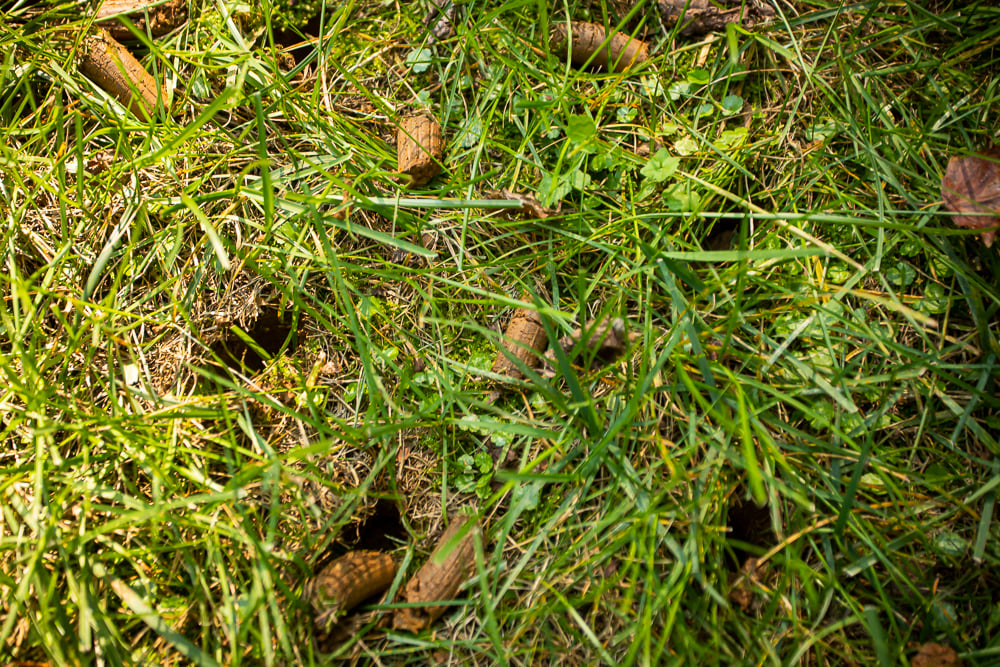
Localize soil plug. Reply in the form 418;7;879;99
94;0;188;40
545;317;638;371
78;28;165;119
549;21;649;73
495;188;556;220
911;643;963;667
397;114;443;188
304;550;397;633
491;307;548;380
657;0;774;37
393;514;482;633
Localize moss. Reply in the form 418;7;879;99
465;340;496;374
272;0;323;30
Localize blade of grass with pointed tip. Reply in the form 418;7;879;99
180;193;230;270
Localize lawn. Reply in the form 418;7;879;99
1;0;998;664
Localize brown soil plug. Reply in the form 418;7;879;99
78;28;166;120
94;0;188;41
491;307;548;379
397;114;443;188
393;514;482;633
549;21;649;73
657;0;775;37
304;550;397;632
545;317;638;370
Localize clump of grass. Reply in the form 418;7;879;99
1;0;999;664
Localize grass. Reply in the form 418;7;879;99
1;0;999;664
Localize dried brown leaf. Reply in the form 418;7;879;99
912;642;963;667
941;148;1000;247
